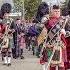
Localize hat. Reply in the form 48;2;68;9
1;3;12;16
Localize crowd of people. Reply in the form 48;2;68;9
0;1;70;70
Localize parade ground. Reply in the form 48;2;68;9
0;48;42;70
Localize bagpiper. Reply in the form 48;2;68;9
0;3;13;66
39;5;68;70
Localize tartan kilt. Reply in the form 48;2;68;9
46;45;62;65
46;47;53;59
47;46;67;66
1;48;12;54
40;57;45;65
1;48;9;53
51;48;62;65
40;47;48;65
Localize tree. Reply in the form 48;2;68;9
24;0;42;19
61;0;69;16
13;0;23;11
61;0;69;8
13;0;42;19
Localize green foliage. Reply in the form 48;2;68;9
24;0;41;19
13;0;42;19
61;0;69;8
13;0;24;12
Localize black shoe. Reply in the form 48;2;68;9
33;52;35;55
3;63;7;65
20;56;24;59
7;63;11;66
13;56;18;59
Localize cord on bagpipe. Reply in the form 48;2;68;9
40;17;68;70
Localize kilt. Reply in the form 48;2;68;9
50;47;62;65
46;45;67;65
40;47;48;65
1;48;11;57
1;48;11;53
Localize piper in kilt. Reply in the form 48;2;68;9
1;23;12;66
40;5;67;70
0;3;12;66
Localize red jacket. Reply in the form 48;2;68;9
45;17;59;29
